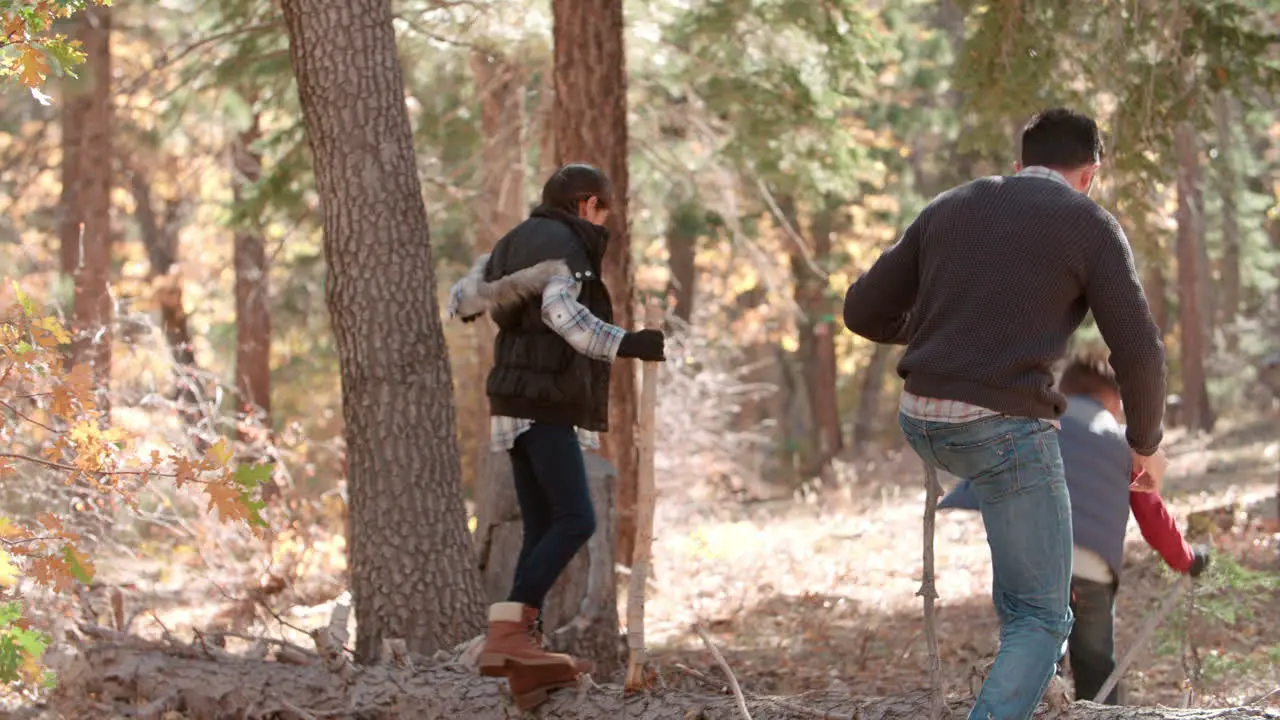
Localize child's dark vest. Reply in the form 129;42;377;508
484;214;613;431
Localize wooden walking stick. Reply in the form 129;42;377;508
919;461;947;720
624;300;663;691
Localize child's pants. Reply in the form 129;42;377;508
506;423;597;609
1066;576;1121;704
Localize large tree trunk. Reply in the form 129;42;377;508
1174;122;1215;433
281;0;486;662
1214;94;1241;352
232;109;272;432
60;637;1280;720
69;5;113;402
665;197;700;324
552;0;636;580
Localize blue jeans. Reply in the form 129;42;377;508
900;412;1074;720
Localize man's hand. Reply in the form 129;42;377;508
1130;448;1168;493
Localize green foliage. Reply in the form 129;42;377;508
0;601;49;686
0;0;109;95
665;0;889;199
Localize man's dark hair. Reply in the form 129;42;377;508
1059;345;1120;398
541;163;611;213
1020;108;1104;169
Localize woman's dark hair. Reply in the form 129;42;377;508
1020;107;1104;169
1059;345;1120;398
541;163;611;214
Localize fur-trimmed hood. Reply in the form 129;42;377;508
447;253;570;322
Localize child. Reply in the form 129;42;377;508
448;163;666;708
940;348;1209;704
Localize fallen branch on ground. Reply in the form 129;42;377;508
53;632;1280;720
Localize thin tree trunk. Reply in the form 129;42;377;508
125;163;202;439
58;74;87;277
466;49;526;493
780;194;821;480
1214;94;1241;352
664;198;699;324
1174;122;1214;433
281;0;486;662
809;202;843;461
854;342;894;451
535;61;557;187
1142;257;1169;339
232;109;272;432
69;5;113;405
552;0;637;582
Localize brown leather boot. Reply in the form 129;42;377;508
477;602;578;677
506;657;589;711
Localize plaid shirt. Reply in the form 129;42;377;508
900;166;1071;427
488;272;625;452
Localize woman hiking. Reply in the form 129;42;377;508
448;163;666;708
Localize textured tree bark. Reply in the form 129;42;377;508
552;0;638;575
69;5;113;403
1214;94;1241;352
1174;122;1215;433
232;108;272;431
281;0;486;662
59;639;1280;720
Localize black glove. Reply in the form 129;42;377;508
617;329;666;361
1188;545;1211;579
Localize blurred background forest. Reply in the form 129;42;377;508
0;0;1278;716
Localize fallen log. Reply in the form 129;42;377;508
54;637;1280;720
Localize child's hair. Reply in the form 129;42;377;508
1059;345;1120;398
540;163;611;213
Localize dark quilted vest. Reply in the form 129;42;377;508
485;214;613;431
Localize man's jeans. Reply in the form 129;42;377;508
900;412;1074;720
1066;576;1121;705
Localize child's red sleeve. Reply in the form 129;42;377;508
1129;489;1194;573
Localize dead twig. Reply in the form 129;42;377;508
1096;576;1187;703
694;624;752;720
919;461;946;720
675;662;728;693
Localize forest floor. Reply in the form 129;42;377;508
4;415;1277;717
643;414;1280;709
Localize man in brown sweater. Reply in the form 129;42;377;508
843;108;1167;720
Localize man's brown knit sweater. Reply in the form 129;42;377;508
843;171;1167;455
